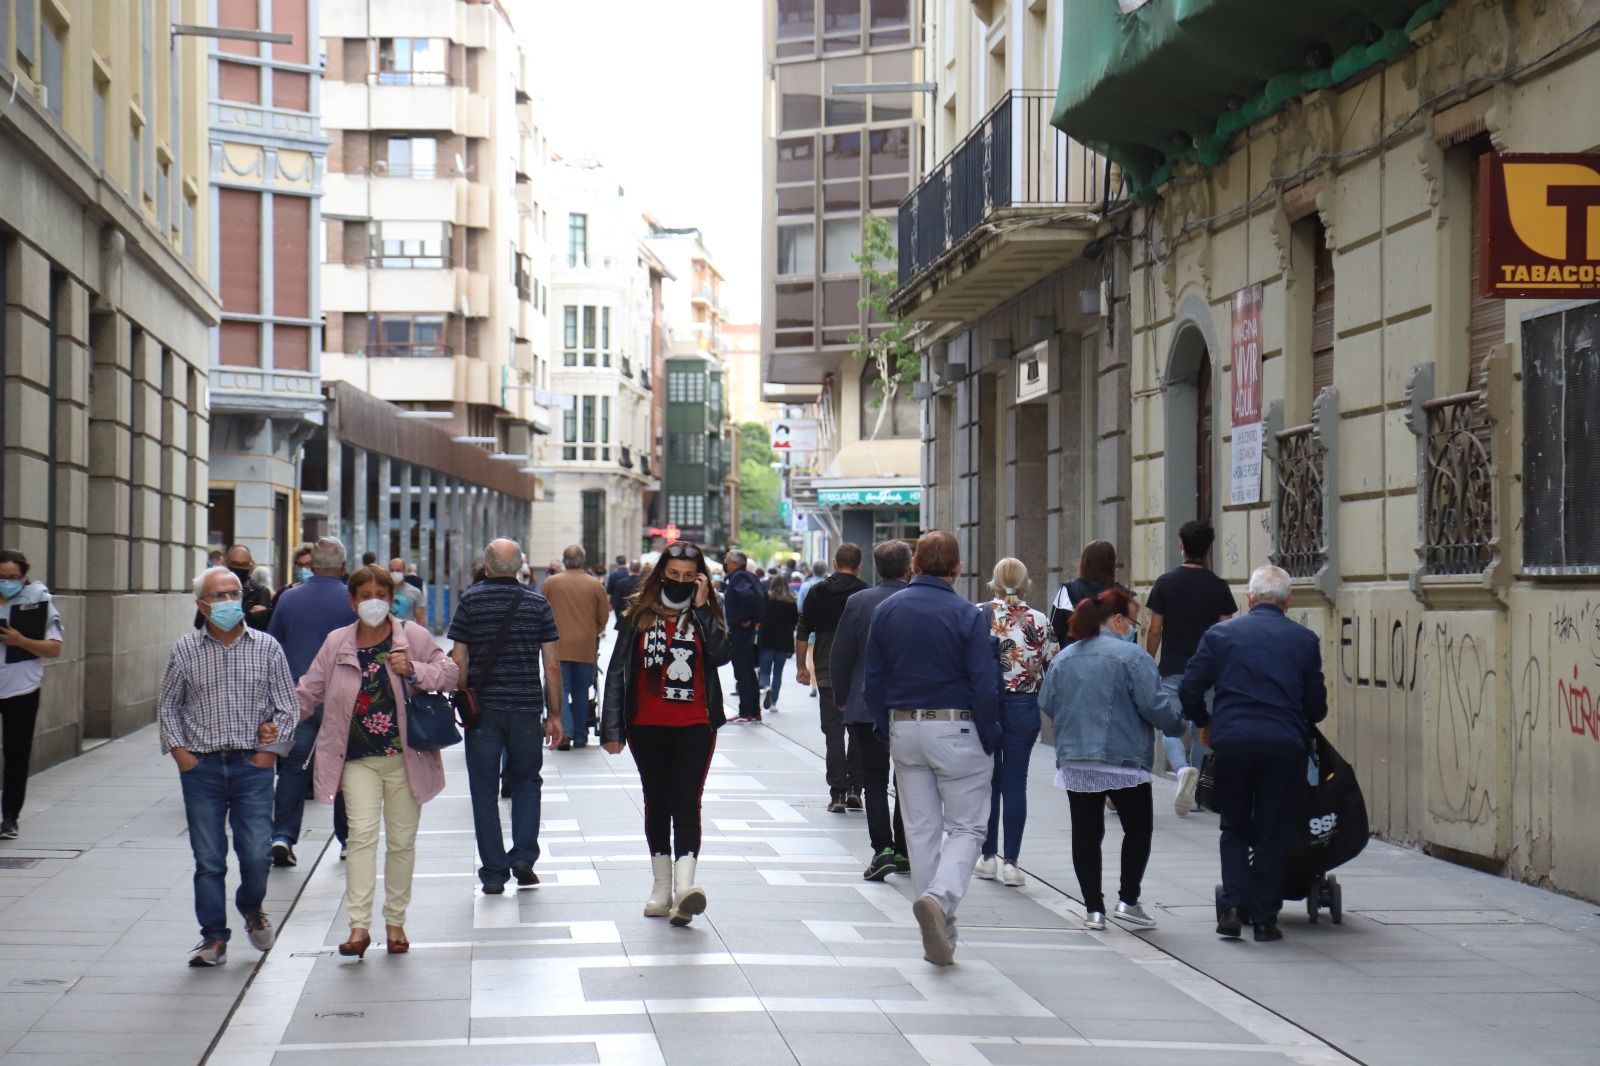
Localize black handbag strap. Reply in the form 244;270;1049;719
471;592;525;690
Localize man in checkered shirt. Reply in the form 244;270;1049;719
158;566;298;968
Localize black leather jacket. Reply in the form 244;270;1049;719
602;604;732;745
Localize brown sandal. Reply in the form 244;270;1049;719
385;925;409;954
337;929;371;958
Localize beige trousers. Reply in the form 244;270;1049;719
341;754;421;929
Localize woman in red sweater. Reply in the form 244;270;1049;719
600;542;731;925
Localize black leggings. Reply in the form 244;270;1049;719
629;724;716;859
1066;782;1154;913
0;689;41;823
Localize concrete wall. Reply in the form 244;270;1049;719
1125;0;1600;900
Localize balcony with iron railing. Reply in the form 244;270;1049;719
892;90;1109;323
620;445;634;469
621;355;633;379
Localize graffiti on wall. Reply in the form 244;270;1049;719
1551;598;1600;742
1427;622;1498;829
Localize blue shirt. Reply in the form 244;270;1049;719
267;575;358;681
1179;603;1327;753
723;568;767;635
863;576;1000;751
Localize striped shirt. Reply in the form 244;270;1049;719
157;626;299;755
447;578;558;714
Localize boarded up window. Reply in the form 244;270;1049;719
273;195;310;317
1310;219;1335;398
219;321;260;366
218;188;261;313
1467;137;1504;385
217;0;257;57
272;0;309;64
218;61;258;103
1522;302;1600;570
273;71;310;112
274;325;310;372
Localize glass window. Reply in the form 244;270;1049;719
779;63;821;132
869;127;911;174
776;137;816;184
93;82;106;170
568;212;588;267
581;396;596;443
582;306;596;349
375;38;449;85
776;282;815;330
824;57;867;126
822;132;861;180
869;0;911;47
777;185;814;217
823;0;862;52
777;223;815;276
563;407;577;443
41;19;64;123
601;396;611;443
374;221;451;268
870;176;909;208
823;279;861;327
1522;302;1600;570
601;307;611;350
776;0;815;58
563;306;578;348
385;136;437;178
823;218;862;274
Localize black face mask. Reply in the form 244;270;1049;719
660;577;696;607
229;566;253;584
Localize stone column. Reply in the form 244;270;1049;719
417;468;434;625
352;448;368;558
326;427;344;554
395;462;412;566
376;455;392;560
453;479;469;595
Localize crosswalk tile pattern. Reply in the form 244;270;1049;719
204;700;1353;1066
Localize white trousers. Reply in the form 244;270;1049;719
890;718;992;928
342;754;421;930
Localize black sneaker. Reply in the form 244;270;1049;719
1216;906;1244;939
827;792;846;814
513;864;539;887
0;819;17;840
1253;922;1284;943
763;689;775;710
844;789;863;811
863;848;896;881
271;841;296;867
482;882;506;895
893;851;910;874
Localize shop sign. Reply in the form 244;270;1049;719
1229;284;1263;505
771;419;820;454
1480;153;1600;299
816;487;922;507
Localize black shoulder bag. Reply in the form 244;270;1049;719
450;593;524;731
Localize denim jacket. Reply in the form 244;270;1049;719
1038;633;1185;770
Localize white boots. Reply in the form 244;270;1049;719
644;854;673;918
668;855;707;927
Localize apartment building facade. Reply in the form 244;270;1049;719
761;0;925;569
1055;0;1600;901
528;159;654;567
206;0;326;583
1;0;217;759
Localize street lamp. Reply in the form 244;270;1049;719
830;81;937;96
396;411;452;420
172;25;293;45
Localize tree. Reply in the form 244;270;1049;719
737;422;789;563
851;214;919;441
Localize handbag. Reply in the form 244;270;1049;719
1195;751;1220;813
405;689;462;751
449;593;524;731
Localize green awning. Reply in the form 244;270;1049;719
1052;0;1450;201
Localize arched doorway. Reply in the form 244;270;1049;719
1162;306;1221;572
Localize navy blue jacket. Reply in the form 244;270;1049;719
266;575;358;681
828;578;909;726
863;576;1001;752
722;567;767;640
1179;603;1327;754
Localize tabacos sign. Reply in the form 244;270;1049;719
1480;153;1600;299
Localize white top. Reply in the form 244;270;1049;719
0;582;65;700
1054;760;1151;793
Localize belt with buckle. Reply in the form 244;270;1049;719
891;709;973;722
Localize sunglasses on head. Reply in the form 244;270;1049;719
665;543;701;559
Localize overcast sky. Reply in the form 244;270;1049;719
520;0;764;321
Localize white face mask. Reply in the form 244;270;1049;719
357;599;392;627
390;571;405;582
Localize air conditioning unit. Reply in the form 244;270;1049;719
1017;340;1049;403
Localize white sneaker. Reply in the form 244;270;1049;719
1083;911;1107;930
974;856;998;880
1113;901;1158;929
1000;862;1026;887
1174;766;1200;816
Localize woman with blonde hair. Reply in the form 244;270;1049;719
975;558;1057;887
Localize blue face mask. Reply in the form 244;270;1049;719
208;601;245;631
295;567;313;584
0;580;23;600
1122;628;1139;644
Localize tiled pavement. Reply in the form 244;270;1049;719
0;647;1596;1065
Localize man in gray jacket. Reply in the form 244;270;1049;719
829;539;912;881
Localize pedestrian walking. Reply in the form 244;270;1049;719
1039;586;1183;930
864;531;999;966
975;558;1057;888
1180;565;1326;943
605;555;631;621
600;542;730;926
541;545;611;749
158;567;298;967
266;536;357;866
388;559;428;627
194;544;275;631
829;539;912;881
274;543;314;605
721;549;767;722
1145;520;1237;814
1048;539;1133;647
795;544;868;810
757;574;798;711
447;539;564;894
0;549;64;840
295;564;458;958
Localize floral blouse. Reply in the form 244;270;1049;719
988;600;1059;694
346;637;401;760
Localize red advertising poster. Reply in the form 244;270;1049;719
1229;284;1263;505
1479;153;1600;299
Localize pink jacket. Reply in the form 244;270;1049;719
296;620;459;806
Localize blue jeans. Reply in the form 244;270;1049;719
272;708;347;847
180;751;275;942
1160;674;1212;772
757;649;790;699
559;662;597;746
465;706;545;887
982;692;1042;862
